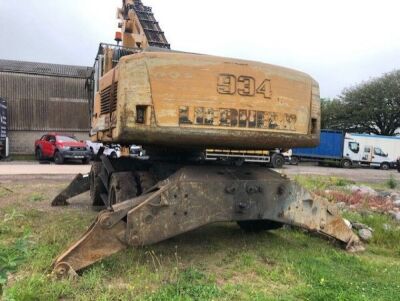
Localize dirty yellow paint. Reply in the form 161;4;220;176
92;51;320;150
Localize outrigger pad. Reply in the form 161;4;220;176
51;174;91;206
52;166;363;276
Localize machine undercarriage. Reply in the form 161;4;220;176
52;157;364;278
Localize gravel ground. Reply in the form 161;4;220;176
0;161;398;183
278;164;400;183
0;160;91;176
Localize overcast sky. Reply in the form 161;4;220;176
1;0;400;98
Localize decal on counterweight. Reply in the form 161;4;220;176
179;106;297;131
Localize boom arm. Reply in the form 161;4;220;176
117;0;170;49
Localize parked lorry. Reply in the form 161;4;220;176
288;130;399;170
0;98;8;159
50;0;362;278
206;149;285;168
344;133;400;170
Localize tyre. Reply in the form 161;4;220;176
110;152;118;159
54;151;64;165
270;154;285;169
35;148;43;161
90;162;106;207
341;159;352;168
237;220;283;233
89;147;95;160
381;162;390;171
290;156;300;165
82;158;90;165
107;172;138;206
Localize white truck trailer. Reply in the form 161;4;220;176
289;131;400;170
344;133;400;170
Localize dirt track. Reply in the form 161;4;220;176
0;161;399;183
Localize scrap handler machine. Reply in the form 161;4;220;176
51;0;363;278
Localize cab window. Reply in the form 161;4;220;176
47;136;56;143
374;148;387;157
349;142;360;153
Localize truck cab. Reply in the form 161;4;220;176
344;135;394;170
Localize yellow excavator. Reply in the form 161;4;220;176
51;0;363;278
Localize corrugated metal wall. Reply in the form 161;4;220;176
0;72;90;131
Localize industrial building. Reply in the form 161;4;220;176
0;59;92;155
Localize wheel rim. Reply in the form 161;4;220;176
276;157;284;168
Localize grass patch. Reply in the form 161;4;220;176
294;175;354;191
28;193;45;202
1;178;400;300
0;234;31;295
146;268;221;301
0;186;13;198
385;175;398;189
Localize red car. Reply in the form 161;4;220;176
34;133;91;164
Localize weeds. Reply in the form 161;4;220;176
386;175;398;189
146;268;221;301
0;233;31;295
28;193;44;202
295;175;353;191
0;186;13;198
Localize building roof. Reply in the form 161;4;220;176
0;59;92;79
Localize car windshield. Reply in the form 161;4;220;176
56;136;78;143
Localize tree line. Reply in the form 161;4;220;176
321;70;400;136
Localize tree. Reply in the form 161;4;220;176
322;70;400;135
320;98;347;130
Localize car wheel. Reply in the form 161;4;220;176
35;148;43;161
341;159;352;168
110;152;118;159
82;158;90;165
381;162;390;170
54;152;64;165
90;147;95;159
290;156;300;165
271;154;285;169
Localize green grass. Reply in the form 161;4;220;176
294;175;355;191
386;175;398;189
28;193;45;202
1;179;400;301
